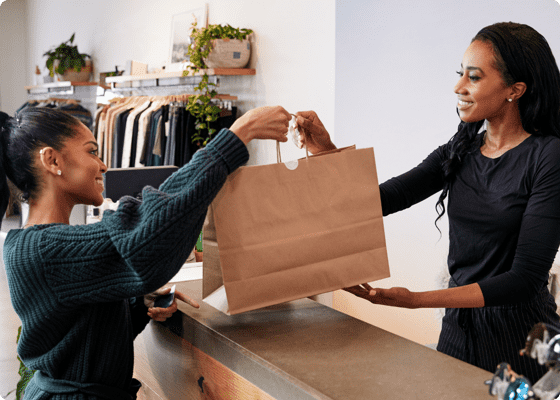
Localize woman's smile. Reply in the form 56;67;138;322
457;99;474;110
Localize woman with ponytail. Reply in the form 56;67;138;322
297;22;560;382
0;105;291;398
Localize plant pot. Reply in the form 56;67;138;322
54;59;93;82
204;38;251;69
194;251;203;262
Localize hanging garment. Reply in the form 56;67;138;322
121;100;151;168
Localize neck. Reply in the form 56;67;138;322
26;192;74;226
484;113;528;149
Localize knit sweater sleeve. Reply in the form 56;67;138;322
379;144;448;216
479;138;560;306
28;128;248;305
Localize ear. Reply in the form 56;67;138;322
38;147;62;177
509;82;527;102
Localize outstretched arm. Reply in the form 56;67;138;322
344;282;484;309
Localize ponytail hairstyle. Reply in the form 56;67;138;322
0;107;82;225
0;111;12;225
435;22;560;226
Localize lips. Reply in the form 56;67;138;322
95;178;104;190
457;99;474;110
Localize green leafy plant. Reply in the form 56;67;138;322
184;23;253;147
5;326;35;400
43;33;91;77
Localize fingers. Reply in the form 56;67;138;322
296;115;316;132
147;290;201;322
157;287;172;295
296;110;319;121
343;285;371;299
148;301;178;321
175;290;200;309
297;135;305;149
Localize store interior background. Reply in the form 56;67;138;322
0;0;559;347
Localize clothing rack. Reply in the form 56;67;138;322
24;82;100;123
94;93;238;172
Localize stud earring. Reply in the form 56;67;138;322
57;170;62;176
508;98;513;102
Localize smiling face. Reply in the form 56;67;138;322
454;40;513;123
59;123;107;207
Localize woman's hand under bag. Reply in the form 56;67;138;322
145;287;200;322
295;111;337;154
343;283;419;309
229;106;291;145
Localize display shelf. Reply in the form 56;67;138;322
24;81;102;122
25;81;99;96
105;68;255;84
104;69;256;92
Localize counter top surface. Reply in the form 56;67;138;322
159;280;492;399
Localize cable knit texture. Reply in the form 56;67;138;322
4;128;248;399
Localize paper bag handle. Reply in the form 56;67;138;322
276;115;309;163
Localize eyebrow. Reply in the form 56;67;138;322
461;63;483;73
84;141;99;147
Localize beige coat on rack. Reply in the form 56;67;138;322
104;96;144;166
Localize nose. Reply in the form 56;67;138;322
99;158;108;173
454;75;467;95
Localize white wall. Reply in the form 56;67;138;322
0;0;29;115
23;0;335;165
334;0;560;345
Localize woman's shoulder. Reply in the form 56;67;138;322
528;134;560;159
4;222;110;263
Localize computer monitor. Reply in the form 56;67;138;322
103;166;179;202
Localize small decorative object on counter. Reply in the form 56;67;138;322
520;322;560;368
484;363;538;399
485;323;560;399
43;33;92;82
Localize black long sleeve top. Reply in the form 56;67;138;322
379;134;560;306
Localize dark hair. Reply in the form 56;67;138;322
0;107;82;216
435;22;560;226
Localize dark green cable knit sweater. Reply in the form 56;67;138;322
4;129;249;399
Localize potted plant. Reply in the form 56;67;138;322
195;230;204;262
184;23;253;147
6;327;35;400
43;33;92;82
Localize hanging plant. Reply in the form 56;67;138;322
184;23;253;147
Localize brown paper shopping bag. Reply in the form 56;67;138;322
203;145;390;315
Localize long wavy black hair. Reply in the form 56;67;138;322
435;22;560;225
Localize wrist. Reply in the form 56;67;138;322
228;121;252;145
410;291;422;309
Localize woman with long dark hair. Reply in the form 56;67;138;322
0;105;291;398
297;22;560;382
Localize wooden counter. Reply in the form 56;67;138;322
133;280;492;399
